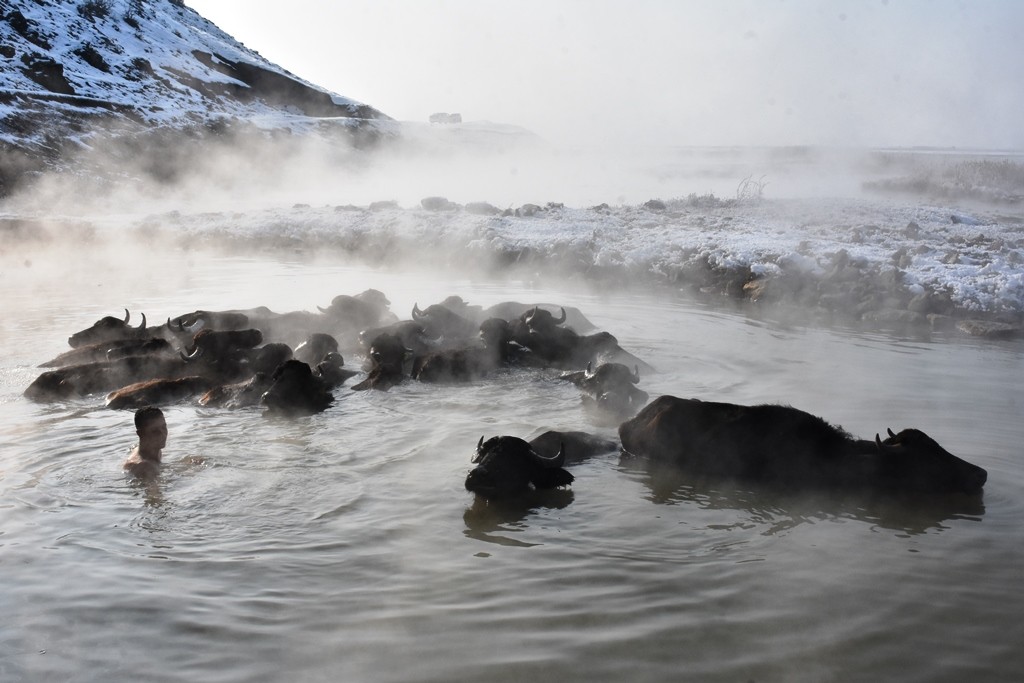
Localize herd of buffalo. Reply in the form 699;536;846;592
26;289;988;499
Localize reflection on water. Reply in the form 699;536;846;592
1;251;1023;682
463;489;576;547
618;454;987;537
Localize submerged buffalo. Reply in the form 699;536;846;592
411;302;479;342
560;362;649;419
41;337;173;368
351;333;410;391
465;436;574;498
260;360;334;417
411;318;518;382
527;430;619;463
105;376;214;410
618;395;988;494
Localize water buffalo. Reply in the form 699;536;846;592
561;362;649;419
527;430;619;464
482;302;597;332
247;343;294;375
358;320;437;356
516;325;622;370
618;395;989;494
260;360;334;417
182;328;264;360
25;355;188;401
465;436;574;498
518;306;566;334
168;309;253;332
294;333;339;366
40;337;173;368
105;376;214;410
411;318;517;382
411;303;478;342
351;333;410;391
68;309;149;348
314;352;358;388
318;289;397;330
197;343;296;408
200;372;275;409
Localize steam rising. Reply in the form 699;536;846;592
3;1;1024;337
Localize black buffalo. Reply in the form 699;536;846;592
40;337;173;368
351;333;410;391
527;430;619;463
359;320;437;357
482;302;597;332
618;395;989;494
411;303;478;342
182;328;264;360
68;309;149;348
411;318;517;382
561;362;649;419
260;360;334;416
179;328;266;383
465;436;574;498
318;289;397;330
516;325;622;370
294;333;339;366
314;352;358;388
25;355;188;401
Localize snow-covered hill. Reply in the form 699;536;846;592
0;0;390;192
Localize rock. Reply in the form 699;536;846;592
421;196;459;211
956;320;1021;339
465;202;501;216
643;199;667;211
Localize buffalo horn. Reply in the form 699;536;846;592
555;307;566;324
123;308;130;324
525;306;538;325
632;365;641;383
137;312;146;330
875;432;901;453
317;305;328;314
530;442;566;468
584;361;594;378
180;346;204;362
412;303;423;319
887;427;897;439
472;435;486;463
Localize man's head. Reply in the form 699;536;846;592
134;406;167;450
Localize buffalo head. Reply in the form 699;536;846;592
873;428;988;494
465;435;573;498
68;309;147;348
260;360;333;417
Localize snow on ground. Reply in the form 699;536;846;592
130;193;1024;320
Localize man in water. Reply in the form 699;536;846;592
123;406;167;479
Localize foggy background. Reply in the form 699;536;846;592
186;0;1024;151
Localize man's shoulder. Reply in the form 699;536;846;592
124;455;160;479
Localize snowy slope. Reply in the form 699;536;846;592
0;0;389;161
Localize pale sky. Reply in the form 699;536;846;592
185;0;1024;150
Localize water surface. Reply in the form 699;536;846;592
1;247;1022;683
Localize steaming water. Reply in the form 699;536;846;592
2;248;1023;683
